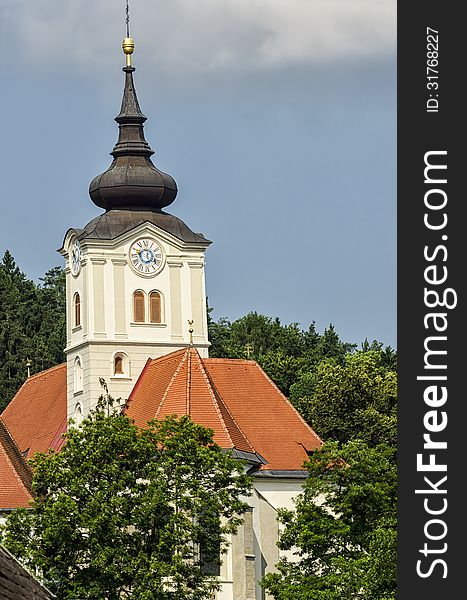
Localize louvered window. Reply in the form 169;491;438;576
133;291;145;322
149;291;162;324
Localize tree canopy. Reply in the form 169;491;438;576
207;311;397;599
261;440;397;600
289;350;397;449
1;398;252;600
0;251;65;411
208;308;396;450
208;309;373;396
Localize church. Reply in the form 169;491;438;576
0;34;322;600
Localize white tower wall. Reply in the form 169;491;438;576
61;221;210;420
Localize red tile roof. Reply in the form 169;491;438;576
203;358;322;470
0;347;323;495
1;364;67;458
126;349;255;454
0;419;33;509
127;348;322;471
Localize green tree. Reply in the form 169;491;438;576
207;310;232;359
2;399;252;600
36;266;67;368
0;251;37;407
0;252;66;411
361;338;397;371
207;311;358;396
290;350;397;449
261;440;397;600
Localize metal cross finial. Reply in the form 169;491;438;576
245;342;254;358
122;0;135;67
26;358;32;379
188;320;194;346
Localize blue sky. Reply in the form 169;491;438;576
0;0;396;347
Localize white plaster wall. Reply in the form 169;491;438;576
254;479;304;513
215;477;305;600
254;478;306;570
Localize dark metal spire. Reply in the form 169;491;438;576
89;41;178;212
117;68;144;120
111;66;153;157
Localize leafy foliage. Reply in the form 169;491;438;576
0;258;398;598
2;398;252;600
208;308;396;448
0;251;66;411
289;351;397;449
208;309;358;396
208;311;397;599
261;441;397;600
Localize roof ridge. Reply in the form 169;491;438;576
1;362;67;460
204;357;256;365
195;351;255;453
2;363;67;416
186;347;192;414
189;349;233;446
150;348;188;365
148;347;187;364
26;363;67;380
0;418;33;498
155;349;190;419
252;362;323;446
126;358;152;407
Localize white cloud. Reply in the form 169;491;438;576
6;0;395;74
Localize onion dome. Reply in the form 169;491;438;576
89;39;177;211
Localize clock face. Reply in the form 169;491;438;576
70;240;81;276
129;238;164;276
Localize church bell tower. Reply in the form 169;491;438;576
60;37;211;422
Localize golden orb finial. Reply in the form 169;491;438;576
188;320;194;346
122;37;135;67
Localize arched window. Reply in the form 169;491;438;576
74;292;81;327
114;355;124;375
133;291;145;323
74;403;83;425
112;352;129;378
149;291;162;324
74;356;83;393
